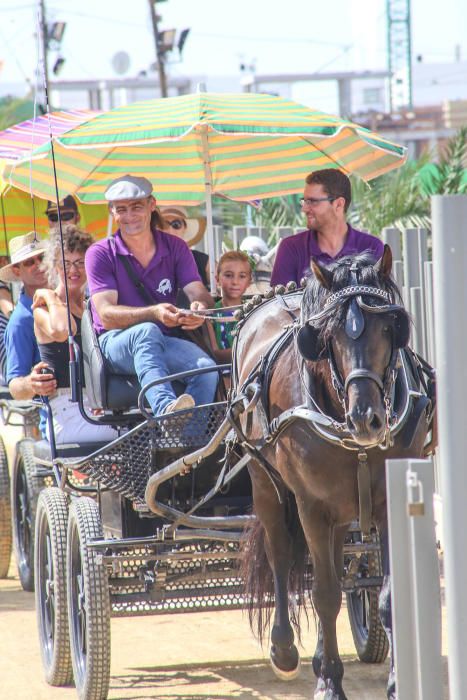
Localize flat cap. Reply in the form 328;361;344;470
105;174;153;202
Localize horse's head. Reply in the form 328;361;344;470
297;245;410;446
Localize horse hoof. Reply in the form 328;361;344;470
270;645;301;681
314;678;347;700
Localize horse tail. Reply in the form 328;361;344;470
240;492;312;644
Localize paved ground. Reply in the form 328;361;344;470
0;423;449;700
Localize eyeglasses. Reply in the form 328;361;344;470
300;197;336;209
48;211;76;223
21;254;44;268
166;218;185;230
63;259;86;271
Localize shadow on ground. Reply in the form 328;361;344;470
109;657;394;700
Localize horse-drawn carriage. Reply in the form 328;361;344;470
26;247;434;700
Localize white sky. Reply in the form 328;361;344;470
0;0;466;113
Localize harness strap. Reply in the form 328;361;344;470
344;369;384;393
357;450;372;538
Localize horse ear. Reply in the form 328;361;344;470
393;310;411;349
297;324;325;361
310;257;333;290
374;244;393;278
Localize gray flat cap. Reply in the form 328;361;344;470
105;175;153;202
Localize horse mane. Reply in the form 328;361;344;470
300;250;405;344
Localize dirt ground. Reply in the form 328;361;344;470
0;424;449;700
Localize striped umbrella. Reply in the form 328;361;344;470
0;109;97;161
4;92;406;279
0;110;112;254
5;92;406;203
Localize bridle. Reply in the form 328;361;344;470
301;275;407;447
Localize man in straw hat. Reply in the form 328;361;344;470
0;232;57;399
85;174;217;417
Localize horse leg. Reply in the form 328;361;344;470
377;524;396;700
312;525;348;680
249;467;301;680
298;508;347;700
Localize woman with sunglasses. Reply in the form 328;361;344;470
159;206;210;290
32;224;117;444
45;195;80;227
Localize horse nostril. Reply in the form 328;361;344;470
370;413;382;431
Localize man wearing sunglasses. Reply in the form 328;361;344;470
0;232;56;400
270;169;383;286
46;195;80;227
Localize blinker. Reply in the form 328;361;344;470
345;297;365;339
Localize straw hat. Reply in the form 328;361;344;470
0;232;47;283
159;206;207;247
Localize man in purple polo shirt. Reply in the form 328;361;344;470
85;174;217;416
271;169;383;286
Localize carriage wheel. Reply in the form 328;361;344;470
67;497;111;700
11;439;45;591
0;436;12;578
35;488;73;686
346;549;389;663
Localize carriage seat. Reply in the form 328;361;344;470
81;303;140;412
33;438;109;462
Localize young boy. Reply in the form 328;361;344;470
207;250;252;364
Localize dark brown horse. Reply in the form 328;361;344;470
232;246;434;699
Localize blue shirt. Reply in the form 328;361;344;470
5;291;41;383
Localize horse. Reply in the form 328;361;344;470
231;245;435;700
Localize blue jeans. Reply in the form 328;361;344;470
99;323;218;415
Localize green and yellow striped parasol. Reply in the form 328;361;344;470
4;91;407;283
5;92;406;205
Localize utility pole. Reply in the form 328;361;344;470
148;0;168;97
38;0;50;100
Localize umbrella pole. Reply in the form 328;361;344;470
201;125;217;294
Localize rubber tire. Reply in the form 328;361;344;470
11;439;45;591
35;488;73;686
0;436;12;577
346;550;389;663
67;497;111;700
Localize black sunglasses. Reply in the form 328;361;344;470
48;211;76;223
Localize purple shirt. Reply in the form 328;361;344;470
86;228;201;335
270;225;384;286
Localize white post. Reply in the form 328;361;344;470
386;459;418;700
406;460;442;700
432;194;467;700
200;125;216;293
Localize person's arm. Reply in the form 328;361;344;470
178;281;215;330
9;362;57;400
92;289;184;331
0;287;13;318
5;310;56;399
32;288;77;342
